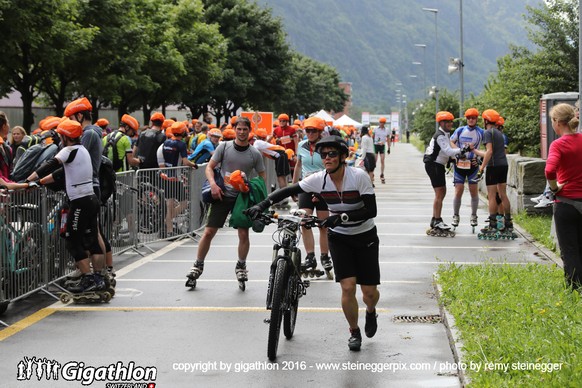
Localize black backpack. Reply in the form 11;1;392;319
11;143;58;182
102;130;124;171
99;155;116;205
136;129;165;169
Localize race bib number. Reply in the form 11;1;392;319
457;159;471;169
280;135;292;145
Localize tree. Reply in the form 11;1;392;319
410;89;460;146
0;0;96;129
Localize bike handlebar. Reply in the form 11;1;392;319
243;208;323;229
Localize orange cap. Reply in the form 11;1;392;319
482;109;500;123
436;111;455;123
151;112;165;122
40;116;61;131
464;108;479;118
170;121;188;136
64;97;92;117
222;128;236;140
96;118;109;128
278;113;289;122
303;117;326;131
229;170;249;193
230;116;238;125
121;114;139;131
56;119;83;138
379;116;387;123
255;128;268;139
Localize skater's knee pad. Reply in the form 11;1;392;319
66;239;88;262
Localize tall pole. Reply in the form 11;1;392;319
423;8;439;129
414;44;427;95
460;0;465;118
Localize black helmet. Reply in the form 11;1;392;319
315;135;349;155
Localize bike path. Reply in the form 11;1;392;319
0;142;552;387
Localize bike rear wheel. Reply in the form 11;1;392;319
267;259;287;361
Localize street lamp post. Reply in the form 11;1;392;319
414;44;427;95
422;8;439;129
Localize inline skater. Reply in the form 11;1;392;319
186;117;265;289
423;111;470;237
449;108;484;231
291;116;332;279
247;135;380;351
474;109;514;239
374;117;390;184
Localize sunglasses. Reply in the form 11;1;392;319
305;128;318;134
320;151;339;159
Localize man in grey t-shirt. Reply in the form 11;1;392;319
187;117;266;286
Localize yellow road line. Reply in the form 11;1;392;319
0;308;56;341
44;306;393;314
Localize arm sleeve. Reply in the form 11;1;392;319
345;194;377;221
436;134;462;157
265;184;305;204
35;158;61;178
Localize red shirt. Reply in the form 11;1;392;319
273;125;297;152
545;133;582;199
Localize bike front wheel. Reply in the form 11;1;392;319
283;273;299;339
267;259;287;361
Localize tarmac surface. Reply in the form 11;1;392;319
0;142;555;387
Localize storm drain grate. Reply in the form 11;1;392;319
392;314;442;324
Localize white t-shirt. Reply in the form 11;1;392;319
360;135;374;154
374;127;389;145
55;144;95;200
299;167;375;235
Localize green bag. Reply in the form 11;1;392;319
229;177;268;229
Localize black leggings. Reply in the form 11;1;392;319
65;195;103;261
554;201;582;288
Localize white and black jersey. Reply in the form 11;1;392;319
299;167;375;235
55;145;94;200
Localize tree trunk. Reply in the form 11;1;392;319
19;87;35;131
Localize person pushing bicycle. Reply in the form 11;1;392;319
247;135;380;351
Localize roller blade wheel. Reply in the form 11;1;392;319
238;280;246;291
59;293;71;304
302;268;325;278
324;269;334;280
426;228;455;237
185;276;197;289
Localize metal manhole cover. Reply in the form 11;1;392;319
392;314;442;324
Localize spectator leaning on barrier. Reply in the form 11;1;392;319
103;114;140;172
133;112;166;169
186;116;266;286
545;103;582;290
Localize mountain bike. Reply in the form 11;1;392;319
245;208;322;361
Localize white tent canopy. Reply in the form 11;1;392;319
313;109;335;122
333;114;362;128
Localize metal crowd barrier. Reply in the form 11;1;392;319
0;156;278;321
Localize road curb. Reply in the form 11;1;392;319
433;273;470;388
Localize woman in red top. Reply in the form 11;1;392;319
545;103;582;289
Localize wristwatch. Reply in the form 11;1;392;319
340;213;349;222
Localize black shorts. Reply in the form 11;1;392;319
374;144;385;154
206;196;237;228
485;165;508;186
274;152;290;177
298;192;328;211
364;153;376;173
327;227;380;285
66;195;101;260
424;161;446;188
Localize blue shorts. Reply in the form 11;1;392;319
453;165;479;184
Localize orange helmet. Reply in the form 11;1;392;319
121;114;139;131
255;128;268;139
482;109;500;124
162;119;175;129
165;127;172;138
293;119;302;127
303;117;326;131
95;118;109;128
222;128;236;140
273;120;279;127
436;111;455;123
285;149;295;160
64;97;92;117
151;112;165;122
208;128;222;138
379;116;387;123
40;116;61;131
170;121;187;136
56;119;83;139
496;116;505;126
230;116;238;125
464;108;479;118
278;113;289;122
229;170;249;193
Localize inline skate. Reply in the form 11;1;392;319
59;273;112;304
426;218;455;237
185;261;204;289
320;253;334;280
451;214;460;230
498;217;518;240
235;261;248;291
380;174;386;184
470;214;478;234
478;217;499;240
300;252;325;278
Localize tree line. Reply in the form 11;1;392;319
409;0;578;157
0;0;348;131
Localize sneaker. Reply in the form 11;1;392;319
433;220;451;230
534;196;554;208
451;214;460;227
530;193;545;204
348;328;362;351
364;310;378;338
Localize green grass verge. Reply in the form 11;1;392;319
409;133;425;154
437;263;582;386
514;212;556;252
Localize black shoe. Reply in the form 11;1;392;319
348;328;362;351
365;310;378;338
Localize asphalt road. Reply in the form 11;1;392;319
0;142;553;388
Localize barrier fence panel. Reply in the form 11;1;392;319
106;170;138;255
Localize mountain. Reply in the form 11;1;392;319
258;0;542;111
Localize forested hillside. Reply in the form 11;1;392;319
259;0;541;110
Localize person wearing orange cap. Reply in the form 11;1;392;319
269;113;298;169
26;120;109;298
222;128;236;140
158;121;197;239
186;116;266;288
472;109;514;238
96;118;110;136
423;111;471;237
188;128;222;164
449;108;484;231
291;116;333;278
132;112;166;169
103;114;140;172
252;128;290;202
374;117;390;184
